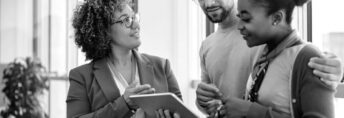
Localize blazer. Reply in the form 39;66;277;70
66;50;182;118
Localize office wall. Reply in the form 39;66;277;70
138;0;175;61
138;0;205;116
0;0;34;63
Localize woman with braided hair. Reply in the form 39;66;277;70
218;0;335;117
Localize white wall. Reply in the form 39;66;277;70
0;0;33;63
312;0;344;51
138;0;175;60
138;0;182;98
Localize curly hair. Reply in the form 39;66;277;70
72;0;131;61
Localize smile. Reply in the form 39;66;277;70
206;7;220;12
242;35;249;40
131;32;140;38
240;31;249;40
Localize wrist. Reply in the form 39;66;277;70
224;97;252;117
123;95;137;111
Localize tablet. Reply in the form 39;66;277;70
129;92;198;118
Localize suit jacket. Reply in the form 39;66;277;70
66;50;182;118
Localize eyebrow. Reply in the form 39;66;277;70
118;13;129;19
118;14;130;19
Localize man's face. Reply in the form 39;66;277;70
198;0;234;23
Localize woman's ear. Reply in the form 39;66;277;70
271;10;285;26
106;27;114;38
106;27;111;35
105;27;115;43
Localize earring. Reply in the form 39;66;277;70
273;22;277;26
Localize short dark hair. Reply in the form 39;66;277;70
252;0;310;24
72;0;130;61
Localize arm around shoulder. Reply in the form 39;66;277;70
292;45;335;118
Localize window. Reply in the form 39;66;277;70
187;0;206;116
311;1;344;117
0;0;80;117
0;0;34;63
312;1;344;60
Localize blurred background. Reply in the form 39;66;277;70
0;0;343;118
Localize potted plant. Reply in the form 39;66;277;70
1;57;49;118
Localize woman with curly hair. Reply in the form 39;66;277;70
66;0;181;118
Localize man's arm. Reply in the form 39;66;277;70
196;42;222;116
196;42;211;114
308;52;344;89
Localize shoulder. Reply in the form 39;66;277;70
300;44;322;57
200;32;217;48
292;43;324;84
203;32;217;42
141;53;167;63
275;43;317;66
295;44;322;64
69;62;94;82
199;32;219;56
292;44;323;81
139;53;169;69
70;62;93;74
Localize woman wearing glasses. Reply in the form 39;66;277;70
67;0;181;118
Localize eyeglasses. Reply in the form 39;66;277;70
113;13;140;28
